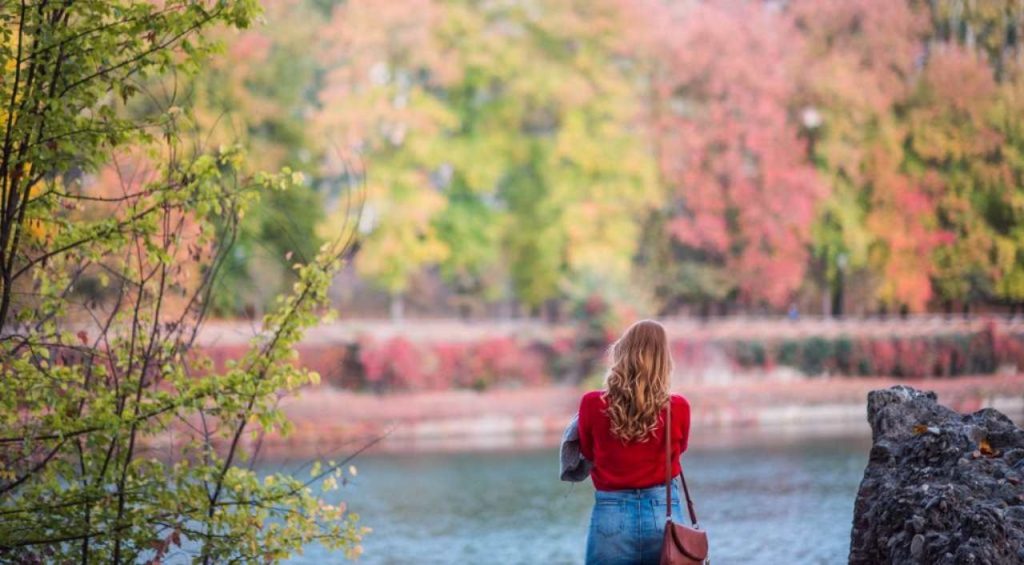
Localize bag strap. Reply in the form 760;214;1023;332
664;395;699;526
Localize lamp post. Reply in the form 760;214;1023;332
801;106;828;316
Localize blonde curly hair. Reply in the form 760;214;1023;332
601;319;674;443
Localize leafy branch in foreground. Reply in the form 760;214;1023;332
0;1;367;563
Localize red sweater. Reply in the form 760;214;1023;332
577;390;691;491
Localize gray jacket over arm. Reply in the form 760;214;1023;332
559;413;593;482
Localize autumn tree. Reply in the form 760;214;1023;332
314;0;452;319
790;0;940;313
59;0;1024;320
791;0;1024;314
921;1;1024;310
634;0;825;310
0;2;365;562
907;45;1003;310
316;0;658;318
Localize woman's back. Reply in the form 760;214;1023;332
577;391;691;491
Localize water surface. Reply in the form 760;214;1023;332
276;433;871;564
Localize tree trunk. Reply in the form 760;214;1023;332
832;272;845;318
390;292;405;322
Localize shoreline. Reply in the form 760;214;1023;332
230;374;1024;457
195;315;1024;346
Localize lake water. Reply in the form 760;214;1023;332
273;433;872;564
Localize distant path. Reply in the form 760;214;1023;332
196;314;1024;346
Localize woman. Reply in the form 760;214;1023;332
577;319;691;565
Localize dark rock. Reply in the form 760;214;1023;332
1004;448;1024;467
849;385;1024;565
910;534;924;558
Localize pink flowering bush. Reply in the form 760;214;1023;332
346;335;549;392
356;336;428;392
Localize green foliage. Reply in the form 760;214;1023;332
0;2;363;562
315;0;658;312
834;337;855;374
777;340;802;367
733;340;767;368
801;337;835;376
151;0;328;315
210;183;326;316
728;328;1024;378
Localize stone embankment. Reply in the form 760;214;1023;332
850;385;1024;564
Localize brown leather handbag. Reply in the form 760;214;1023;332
660;399;709;565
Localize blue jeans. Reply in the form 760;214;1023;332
585;482;684;565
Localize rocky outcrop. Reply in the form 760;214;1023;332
850;385;1024;564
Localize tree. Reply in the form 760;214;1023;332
0;2;365;562
927;0;1024;80
121;0;330;317
920;1;1024;309
906;45;1002;309
636;0;826;309
989;65;1024;304
316;0;659;317
314;0;453;319
790;0;933;313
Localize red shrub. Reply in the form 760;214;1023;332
551;335;576;355
933;342;954;377
898;339;935;378
993;331;1024;371
295;344;349;387
871;339;898;376
349;335;549;392
431;342;471;389
386;337;428;390
458;337;547;389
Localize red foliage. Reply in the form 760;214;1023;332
671;339;711;372
432;341;472;389
356;336;386;385
356;336;426;390
789;0;927;113
460;337;547;389
200;325;1024;391
864;338;897;375
635;0;826;307
895;339;931;378
995;333;1024;371
717;323;1024;378
351;335;548;392
386;337;429;390
294;344;349;387
551;335;576;356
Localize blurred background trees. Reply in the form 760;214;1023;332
88;0;1024;322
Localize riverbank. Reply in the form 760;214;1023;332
197;315;1024;345
250;374;1024;457
193;315;1024;393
